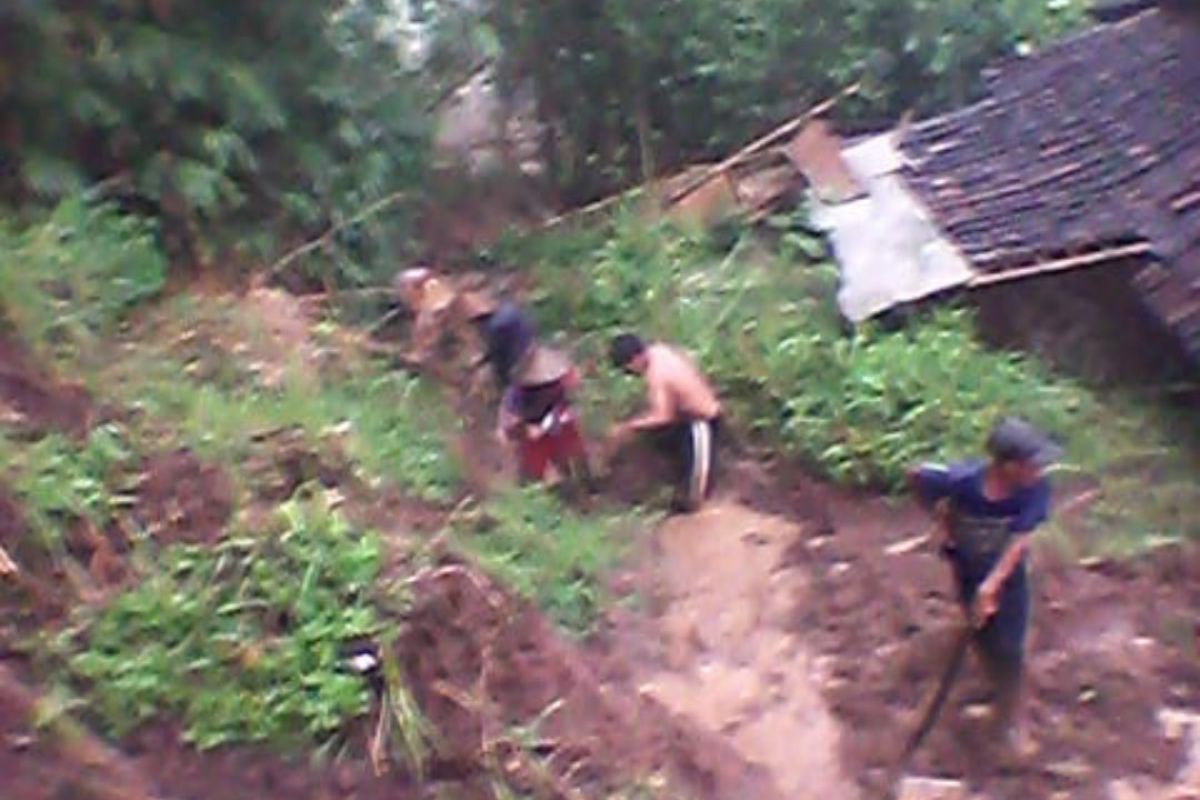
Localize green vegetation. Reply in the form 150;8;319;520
484;0;1087;199
1;425;136;560
105;349;461;504
507;214;1200;548
461;487;644;633
0;197;165;366
63;493;401;749
0;2;427;282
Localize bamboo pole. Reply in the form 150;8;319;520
537;81;860;233
267;190;412;280
665;82;861;206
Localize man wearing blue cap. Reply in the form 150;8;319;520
908;417;1061;758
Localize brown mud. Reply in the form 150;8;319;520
0;335;94;438
5;306;1200;800
724;462;1200;800
134;450;234;545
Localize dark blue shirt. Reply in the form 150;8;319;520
483;302;535;387
914;460;1050;581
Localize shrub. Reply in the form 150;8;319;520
0;196;165;366
506;214;1184;492
65;494;389;749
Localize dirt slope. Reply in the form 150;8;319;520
628;500;857;799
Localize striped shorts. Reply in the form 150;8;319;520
654;416;721;511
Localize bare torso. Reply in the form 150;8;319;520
645;343;721;422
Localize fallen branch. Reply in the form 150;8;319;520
266;190;412;279
536;185;650;233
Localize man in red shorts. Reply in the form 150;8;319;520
498;345;592;489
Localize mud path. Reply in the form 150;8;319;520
605;461;1200;800
621;499;858;799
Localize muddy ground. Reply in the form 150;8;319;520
3;315;1200;800
714;459;1200;799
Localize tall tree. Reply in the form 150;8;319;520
0;0;429;281
480;0;1087;203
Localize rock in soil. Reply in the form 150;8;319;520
896;775;968;800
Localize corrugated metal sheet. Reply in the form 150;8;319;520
810;133;975;322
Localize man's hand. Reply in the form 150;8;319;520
607;422;631;448
972;579;1000;628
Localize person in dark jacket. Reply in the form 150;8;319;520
460;291;536;392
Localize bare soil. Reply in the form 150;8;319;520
134;449;234;545
399;554;780;800
721;459;1200;800
0;334;94;438
608;499;858;800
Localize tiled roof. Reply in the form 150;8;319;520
900;8;1200;358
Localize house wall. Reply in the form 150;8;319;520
969;259;1197;389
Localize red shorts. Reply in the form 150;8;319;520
516;415;587;482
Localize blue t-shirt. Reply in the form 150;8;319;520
914;460;1050;581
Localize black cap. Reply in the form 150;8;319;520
986;417;1062;467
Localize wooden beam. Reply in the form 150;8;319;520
536;184;649;232
666;82;861;206
967;242;1153;288
536;82;860;234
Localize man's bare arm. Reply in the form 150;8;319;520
974;534;1031;624
625;378;673;431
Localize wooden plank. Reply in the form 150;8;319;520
967;241;1152;288
783;119;865;203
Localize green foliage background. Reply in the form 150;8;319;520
0;0;428;283
479;0;1087;200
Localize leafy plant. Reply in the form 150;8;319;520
65;493;388;748
0;197;165;366
506;214;1200;548
4;424;137;556
461;487;641;633
0;2;429;284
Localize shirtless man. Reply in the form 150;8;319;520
608;333;722;512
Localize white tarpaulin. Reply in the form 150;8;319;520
809;132;975;322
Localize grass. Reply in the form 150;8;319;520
501;211;1200;553
59;491;407;751
85;294;461;504
0;424;138;560
0;196;165;369
458;486;647;633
